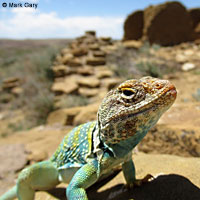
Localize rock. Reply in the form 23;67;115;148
194;38;200;44
89;44;100;51
94;67;114;79
175;53;188;63
195;22;200;36
47;106;82;126
143;2;194;45
71;48;88;57
61;53;73;64
99;37;112;42
189;8;200;29
2;77;21;90
96;153;200;198
139;124;200;157
77;76;100;88
52;65;68;77
85;30;96;37
123;10;144;40
98;37;113;46
34;153;200;200
96;70;114;79
60;48;70;56
0;144;27;175
51;75;79;94
27;150;48;163
78;87;99;97
74;103;99;125
11;87;23;96
65;58;82;67
3;77;20;84
93;51;106;57
86;57;106;66
122;40;143;49
181;62;196;71
101;78;122;90
76;66;94;76
0;93;13;103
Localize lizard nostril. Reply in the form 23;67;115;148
154;82;164;89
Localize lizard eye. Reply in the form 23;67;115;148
123;90;135;96
121;88;137;99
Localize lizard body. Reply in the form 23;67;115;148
0;76;176;200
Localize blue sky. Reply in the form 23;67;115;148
0;0;199;39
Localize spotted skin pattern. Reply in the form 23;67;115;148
50;122;96;169
0;77;177;200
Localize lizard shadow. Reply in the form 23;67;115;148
47;174;200;200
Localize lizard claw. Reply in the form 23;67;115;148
126;174;154;189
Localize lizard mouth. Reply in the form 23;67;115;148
165;84;177;98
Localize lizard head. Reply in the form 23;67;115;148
97;76;177;145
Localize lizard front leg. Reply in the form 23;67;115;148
66;160;99;200
122;158;153;188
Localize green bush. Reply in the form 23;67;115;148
136;61;163;78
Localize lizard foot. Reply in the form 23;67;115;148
126;174;154;189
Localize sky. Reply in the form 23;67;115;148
0;0;199;39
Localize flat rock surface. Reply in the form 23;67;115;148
0;144;27;174
0;144;27;195
33;153;200;200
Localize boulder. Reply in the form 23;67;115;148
94;67;114;79
93;51;106;57
77;76;100;88
78;87;99;97
2;77;21;90
123;10;144;41
60;48;70;56
74;103;99;125
99;37;112;42
65;58;82;67
85;30;96;37
61;53;73;64
0;93;13;103
189;8;200;29
181;62;196;71
101;78;122;90
86;57;106;66
51;75;79;94
122;40;143;49
11;87;23;96
194;22;200;38
27;150;48;164
0;144;27;175
52;65;68;77
143;2;194;45
89;44;100;51
76;66;94;76
71;48;88;57
47;106;83;126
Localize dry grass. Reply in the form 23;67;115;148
0;39;70;130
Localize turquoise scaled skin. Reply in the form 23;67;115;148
0;77;177;200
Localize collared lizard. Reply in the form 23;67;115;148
0;76;177;200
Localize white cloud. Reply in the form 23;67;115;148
0;8;124;39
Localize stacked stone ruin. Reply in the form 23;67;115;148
123;1;200;46
51;31;122;108
0;77;23;103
